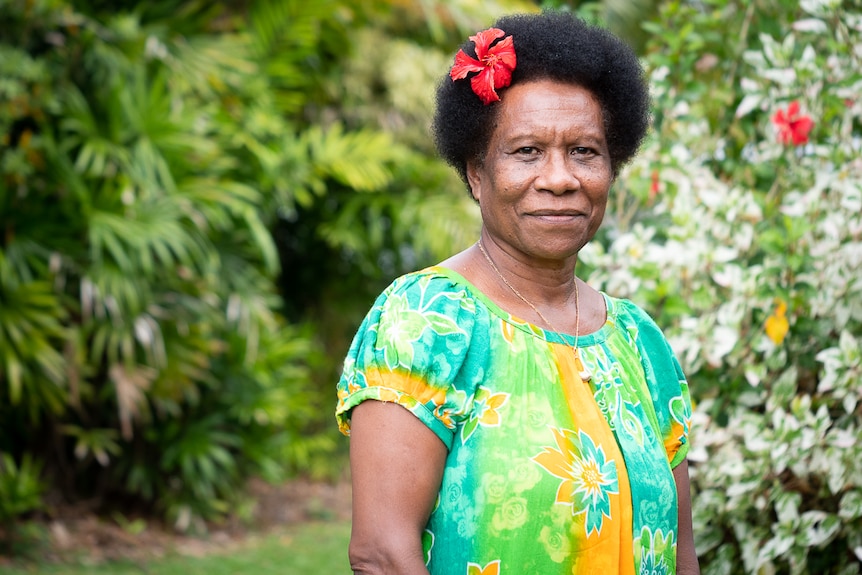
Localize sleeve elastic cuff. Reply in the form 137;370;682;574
336;386;456;449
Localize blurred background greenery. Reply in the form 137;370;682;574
1;0;861;573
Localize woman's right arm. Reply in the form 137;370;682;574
348;400;448;575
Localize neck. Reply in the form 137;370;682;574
474;234;595;381
476;233;579;308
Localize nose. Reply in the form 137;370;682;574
536;150;580;195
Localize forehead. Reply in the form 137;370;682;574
492;80;605;139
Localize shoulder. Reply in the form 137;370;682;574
340;266;497;386
337;267;491;447
606;296;670;350
378;266;480;309
361;267;484;338
604;295;685;391
608;296;661;329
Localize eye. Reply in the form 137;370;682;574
572;146;595;156
515;146;539;156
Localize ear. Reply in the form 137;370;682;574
466;160;483;203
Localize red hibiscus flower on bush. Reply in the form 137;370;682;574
450;28;516;105
772;101;814;146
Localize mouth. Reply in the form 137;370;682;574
527;210;585;223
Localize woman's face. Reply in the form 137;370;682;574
467;80;613;263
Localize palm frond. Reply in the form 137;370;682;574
249;0;326;59
303;123;400;192
0;252;68;414
178;178;278;275
60;86;132;181
88;195;210;275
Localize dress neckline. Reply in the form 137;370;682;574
425;266;615;348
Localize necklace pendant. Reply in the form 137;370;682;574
574;351;592;382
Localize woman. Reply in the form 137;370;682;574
336;11;699;575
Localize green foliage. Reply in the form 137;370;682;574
538;0;661;51
0;452;46;554
0;0;391;530
0;0;529;537
580;1;862;572
0;520;351;575
0;453;45;522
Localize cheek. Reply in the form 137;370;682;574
587;165;613;187
582;156;613;182
481;171;520;204
592;202;607;223
589;169;613;200
586;210;606;242
590;193;609;228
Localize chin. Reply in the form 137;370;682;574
524;242;584;262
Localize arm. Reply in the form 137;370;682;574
674;459;700;575
348;400;448;575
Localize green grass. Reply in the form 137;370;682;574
0;520;351;575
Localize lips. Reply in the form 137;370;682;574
526;210;585;222
528;210;582;217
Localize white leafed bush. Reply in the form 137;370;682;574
581;2;862;572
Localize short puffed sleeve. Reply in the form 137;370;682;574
621;300;693;468
335;269;490;450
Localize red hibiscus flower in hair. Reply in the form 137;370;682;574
772;101;814;146
450;28;516;105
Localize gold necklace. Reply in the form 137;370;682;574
476;239;592;382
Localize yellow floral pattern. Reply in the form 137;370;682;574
533;427;619;536
466;560;500;575
461;385;509;443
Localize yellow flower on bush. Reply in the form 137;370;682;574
765;299;790;345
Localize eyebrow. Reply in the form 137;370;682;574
500;129;608;146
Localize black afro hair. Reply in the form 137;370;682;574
432;11;651;187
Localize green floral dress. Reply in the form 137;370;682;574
336;267;692;575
